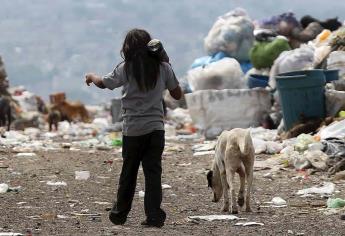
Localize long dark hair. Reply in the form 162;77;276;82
121;29;161;92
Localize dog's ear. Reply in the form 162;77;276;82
206;170;213;188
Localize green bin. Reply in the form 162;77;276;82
276;70;326;130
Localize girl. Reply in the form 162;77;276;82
85;29;182;228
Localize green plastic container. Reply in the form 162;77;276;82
276;70;326;130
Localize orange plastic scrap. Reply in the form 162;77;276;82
313;135;321;142
318;29;331;42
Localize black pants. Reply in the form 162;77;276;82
110;130;166;223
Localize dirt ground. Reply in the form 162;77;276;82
1;140;345;236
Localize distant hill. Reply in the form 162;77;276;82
0;0;343;104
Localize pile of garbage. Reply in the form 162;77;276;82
171;8;345;140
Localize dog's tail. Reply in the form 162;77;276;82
239;129;253;156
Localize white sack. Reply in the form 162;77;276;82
185;88;271;139
187;58;245;91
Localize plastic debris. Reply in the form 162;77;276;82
297;182;335;196
162;184;172;190
185;89;271;139
271;197;287;206
46;181;67;186
327;198;345;208
139;191;145;198
204;8;254;62
94;201;111;205
0;183;9;193
75;171;90;180
0;233;24;236
15;153;37;158
235;222;264;226
186;58;245;92
319;119;345;140
188;215;240;221
294;134;315;152
193;151;215;157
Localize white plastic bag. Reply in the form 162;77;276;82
325;90;345;116
187;58;245;91
318;119;345;140
204;8;254;62
269;45;314;88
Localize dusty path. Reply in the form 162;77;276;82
1;140;345;235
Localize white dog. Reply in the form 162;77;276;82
207;128;255;213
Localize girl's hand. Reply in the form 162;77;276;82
85;73;106;89
85;73;96;86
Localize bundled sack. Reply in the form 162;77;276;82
204;8;254;62
185;88;271;139
327;51;345;80
330;27;345;52
269;45;314;88
293;22;324;43
186;58;245;91
249;37;291;69
257;12;300;32
300;15;342;32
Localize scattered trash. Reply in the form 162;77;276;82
297;182;335;197
162;184;172;190
111;139;122;147
57;215;70;219
70;212;101;217
185;89;271;139
15;153;37;158
193;151;215;157
263;172;273;179
46;181;67;186
187;215;241;221
0;183;9;193
327;198;345;208
138;191;145;198
294;134;316;152
177;163;192;167
0;233;24;236
235;222;264;227
94;201;111;205
75;171;90;180
271;197;287;206
318;119;345;140
192;142;216;152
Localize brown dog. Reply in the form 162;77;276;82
207;128;255;214
50;101;90;123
